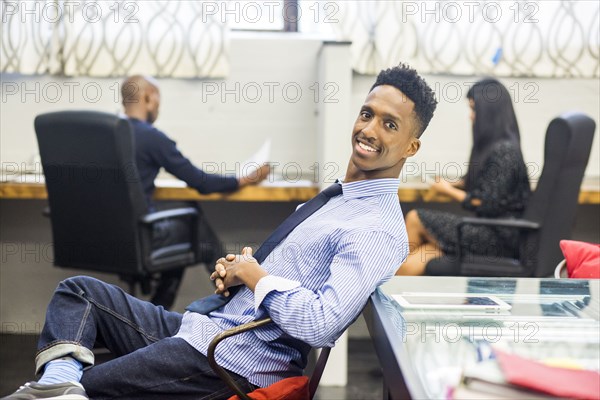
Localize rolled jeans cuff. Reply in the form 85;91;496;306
35;342;95;375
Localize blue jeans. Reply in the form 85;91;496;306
36;276;255;399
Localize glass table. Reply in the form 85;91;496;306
363;276;600;399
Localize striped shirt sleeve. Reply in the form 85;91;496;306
259;230;405;347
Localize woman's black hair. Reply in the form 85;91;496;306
464;78;521;190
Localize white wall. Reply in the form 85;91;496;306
1;33;326;181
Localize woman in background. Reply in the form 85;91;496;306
398;78;531;275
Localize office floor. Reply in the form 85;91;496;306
0;334;383;400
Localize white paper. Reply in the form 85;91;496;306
237;139;271;178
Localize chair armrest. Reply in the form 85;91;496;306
138;207;200;272
458;217;540;230
308;347;331;397
456;217;540;262
139;207;198;225
208;317;273;400
554;259;567;278
207;316;332;399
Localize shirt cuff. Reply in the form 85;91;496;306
254;275;301;312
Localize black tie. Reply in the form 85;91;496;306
185;183;343;314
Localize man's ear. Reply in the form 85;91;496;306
405;137;421;158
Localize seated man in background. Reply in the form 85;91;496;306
121;75;270;308
2;63;436;400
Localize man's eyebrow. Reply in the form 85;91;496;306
381;112;401;123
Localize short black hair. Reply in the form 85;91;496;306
370;63;437;137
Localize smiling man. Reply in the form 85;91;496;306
3;64;436;400
349;83;424;181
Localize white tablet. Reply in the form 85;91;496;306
392;293;512;313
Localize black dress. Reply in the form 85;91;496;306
416;141;531;258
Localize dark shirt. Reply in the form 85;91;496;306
129;118;239;207
461;140;530;218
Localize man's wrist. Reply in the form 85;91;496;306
238;263;268;292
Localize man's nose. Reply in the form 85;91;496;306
362;119;377;138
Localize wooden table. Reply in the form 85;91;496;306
1;178;599;204
0;180;318;202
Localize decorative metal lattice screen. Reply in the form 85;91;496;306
331;0;599;78
1;0;229;78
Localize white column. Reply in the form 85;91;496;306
316;40;352;387
316;41;353;189
319;331;348;386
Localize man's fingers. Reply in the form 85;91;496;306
225;254;235;261
211;263;226;280
215;263;227;278
242;247;253;257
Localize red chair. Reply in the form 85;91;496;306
208;317;331;400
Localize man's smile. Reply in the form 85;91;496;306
355;137;380;155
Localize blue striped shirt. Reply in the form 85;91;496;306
175;178;408;387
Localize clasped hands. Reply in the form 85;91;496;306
210;247;265;296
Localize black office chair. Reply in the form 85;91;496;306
208;317;331;400
426;112;596;278
34;110;200;299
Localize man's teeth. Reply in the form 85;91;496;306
358;142;378;152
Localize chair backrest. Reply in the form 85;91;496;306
521;112;596;276
35;111;148;275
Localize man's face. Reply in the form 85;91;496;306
146;86;161;124
350;85;421;180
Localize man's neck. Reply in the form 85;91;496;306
344;161;404;183
124;109;149;123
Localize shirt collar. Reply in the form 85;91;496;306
338;178;400;200
128;117;146;125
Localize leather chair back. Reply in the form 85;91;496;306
35;111;148;274
523;113;596;276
